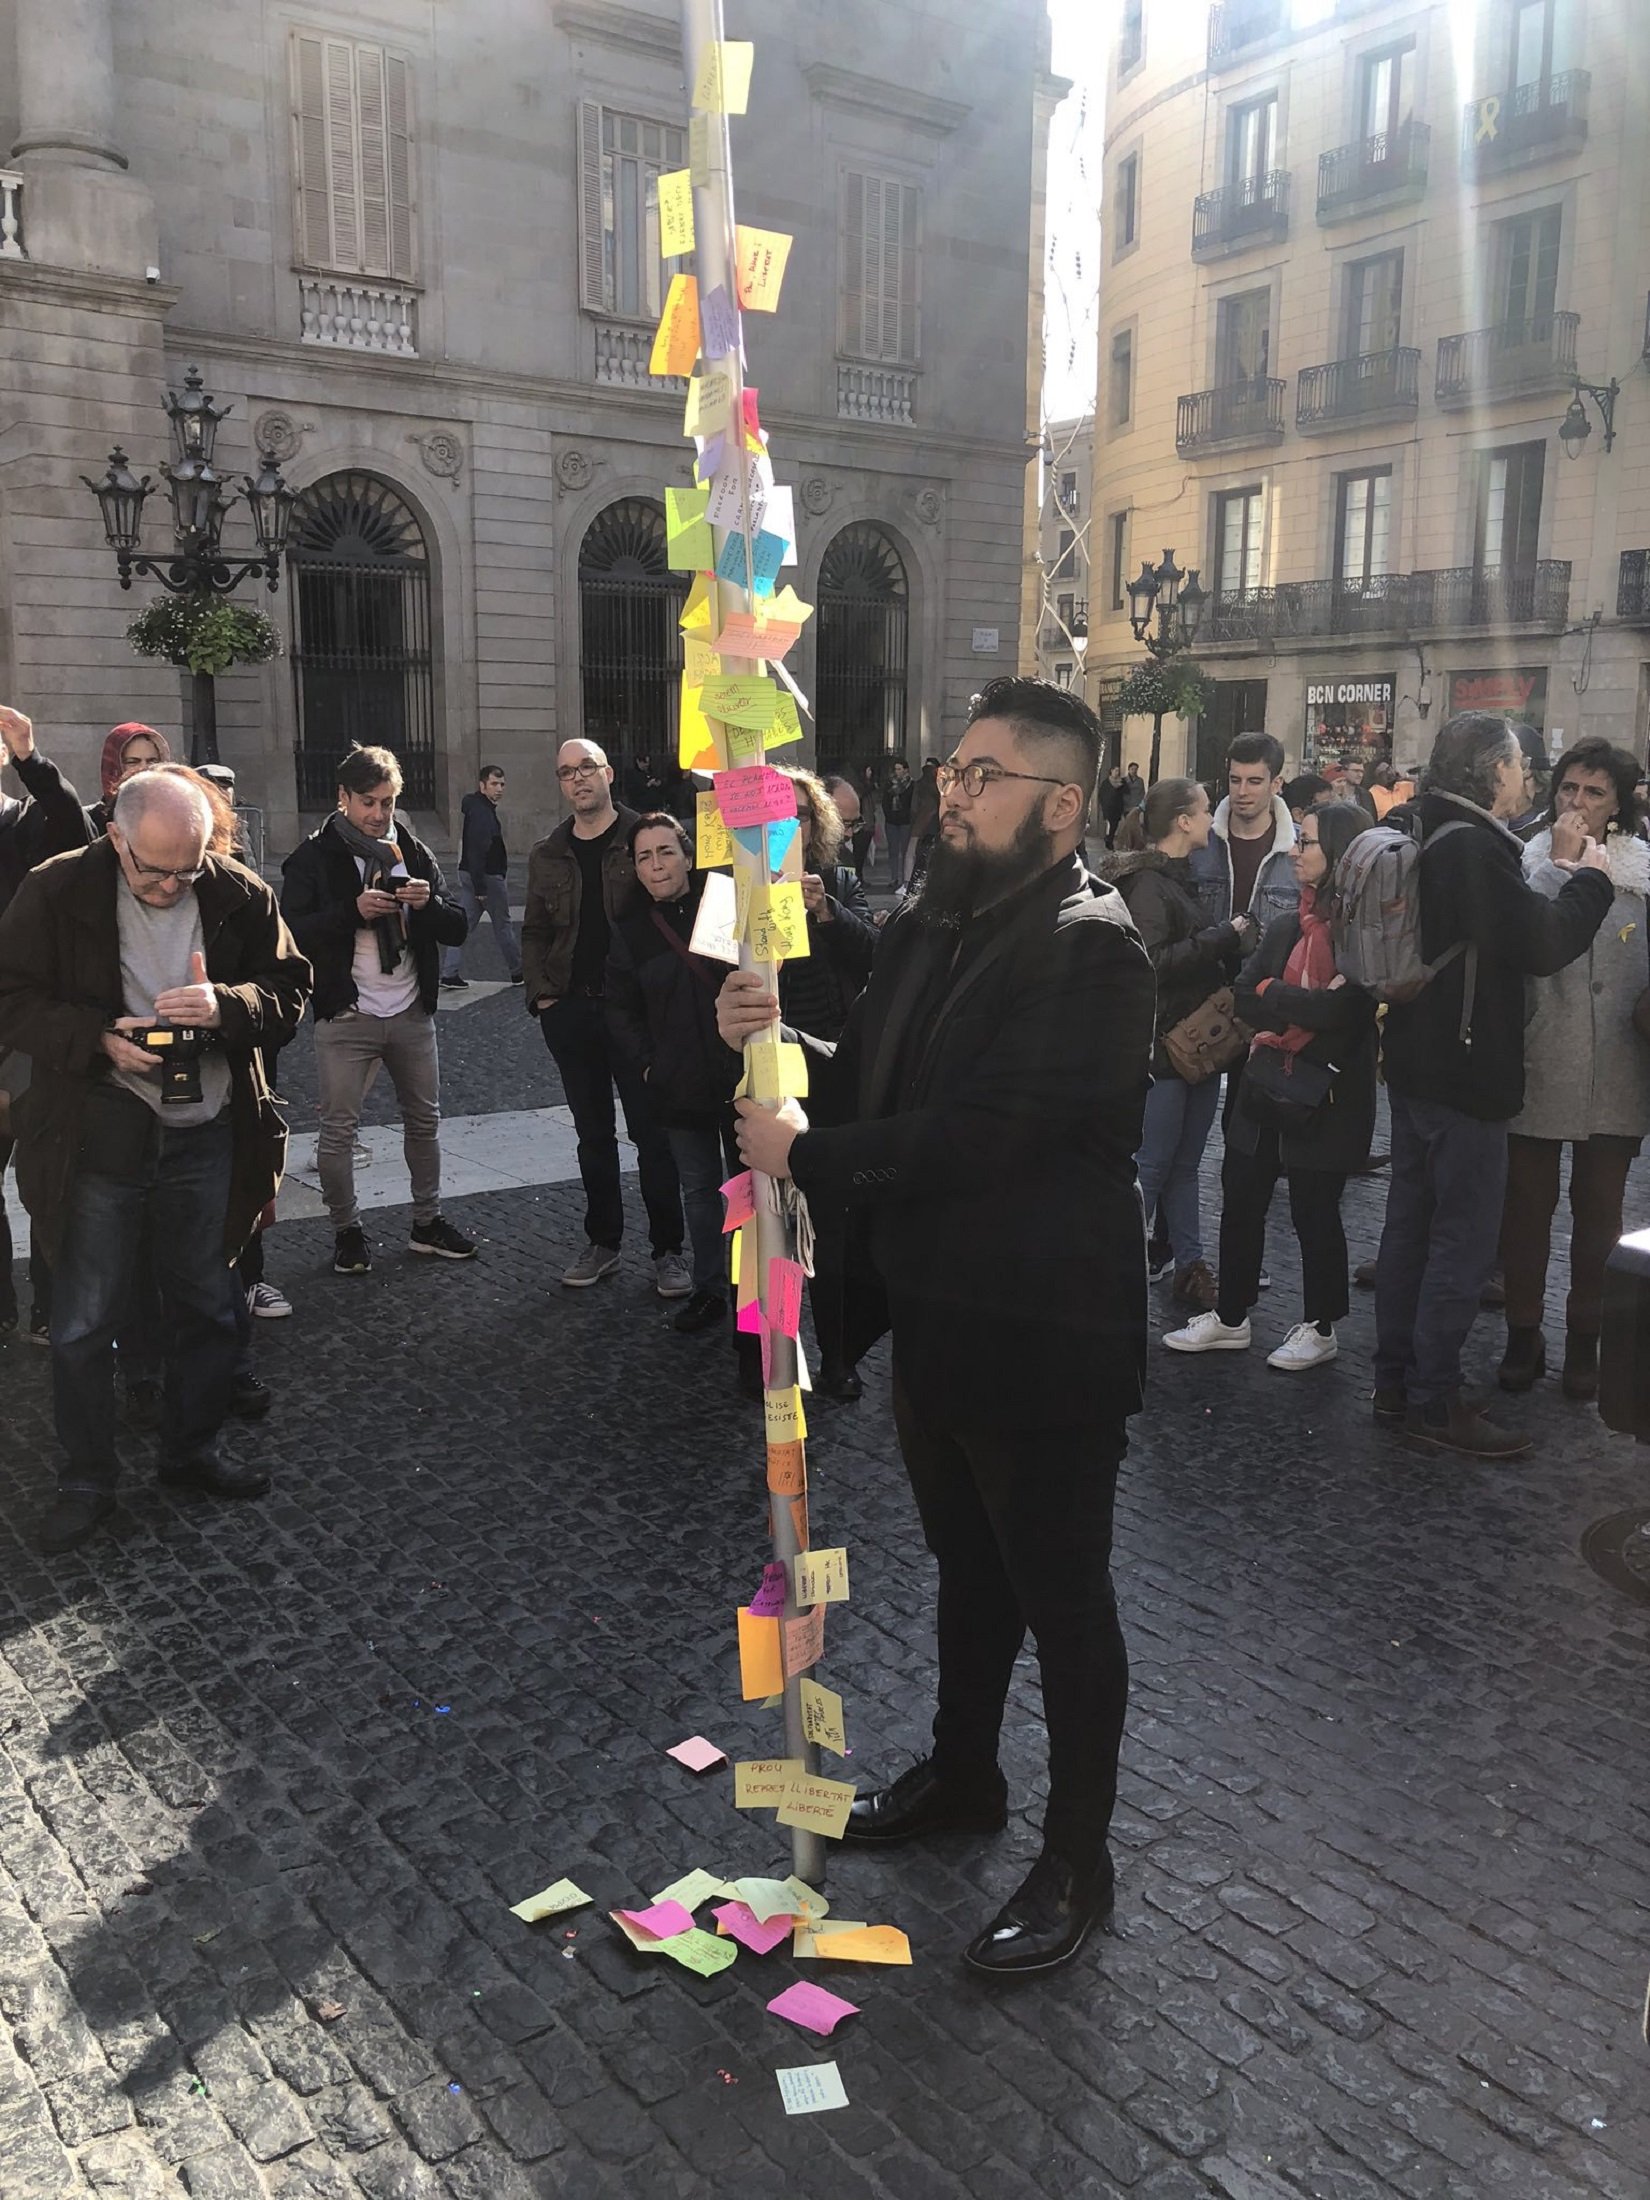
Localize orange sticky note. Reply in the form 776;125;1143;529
809;1925;912;1965
783;1602;824;1679
789;1494;809;1548
650;273;701;377
738;1606;783;1700
734;227;792;314
766;1439;806;1497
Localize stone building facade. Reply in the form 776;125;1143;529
1089;0;1650;784
0;0;1056;850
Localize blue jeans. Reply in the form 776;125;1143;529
443;872;519;980
1135;1072;1221;1270
1374;1093;1509;1405
51;1112;241;1488
884;821;910;886
666;1117;736;1296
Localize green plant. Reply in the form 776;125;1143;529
1114;656;1208;723
126;596;281;678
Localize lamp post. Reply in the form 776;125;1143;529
82;366;294;765
1558;375;1620;459
1126;549;1208;783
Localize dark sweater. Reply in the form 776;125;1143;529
0;752;94;921
279;817;467;1021
777;863;879;1043
604;883;740;1126
458;791;507;880
1232;913;1378;1173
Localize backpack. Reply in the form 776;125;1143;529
1332;820;1478;1041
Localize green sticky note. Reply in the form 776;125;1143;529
656;1925;739;1976
509;1877;591;1923
651;1868;731;1912
666;485;713;572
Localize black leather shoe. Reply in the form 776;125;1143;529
1497;1326;1546;1393
159;1455;271;1499
843;1758;1008;1846
817;1362;863;1401
1562;1329;1600;1401
40;1487;116;1555
962;1851;1116;1978
124;1379;165;1431
229;1374;273;1420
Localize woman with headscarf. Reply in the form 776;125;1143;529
89;723;172;834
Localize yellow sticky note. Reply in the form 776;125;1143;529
680;570;715;635
694;38;754;115
795;1547;849;1605
810;1925;912;1965
702;673;780;729
733;1758;804;1808
765;584;813;629
799;1678;847;1756
695;790;734;867
684;637;720;686
765;1386;807;1444
651;1868;730;1912
783;1876;830;1923
734;226;792;313
775;1773;857;1840
733;866;753;947
747;1039;809;1102
737;1606;783;1700
747;882;810;965
665;485;713;571
679;679;719;773
509;1878;591;1923
764;694;803;750
650;272;701;377
684;367;733;441
689;111;712;185
658;167;695;258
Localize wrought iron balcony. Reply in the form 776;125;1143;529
1192;171;1289;260
1435;312;1578;405
1462;71;1590;174
1619;551;1650;623
1317;121;1430;221
1176;379;1287;455
1207;3;1285;64
0;171;24;261
1406;563;1571;631
1296;348;1421;431
1204;575;1411;646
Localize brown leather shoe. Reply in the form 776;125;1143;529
1171;1259;1218;1312
1403;1397;1531;1461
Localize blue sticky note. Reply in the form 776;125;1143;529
767;816;799;868
695;432;727;484
701;284;740;360
732;824;767;859
715;528;787;596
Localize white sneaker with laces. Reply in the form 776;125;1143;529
247;1281;292;1320
1267;1322;1338;1371
1163;1311;1251;1353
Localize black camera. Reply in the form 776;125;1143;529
125;1023;212;1106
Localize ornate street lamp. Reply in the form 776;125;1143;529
1558;375;1620;459
1124;548;1209;783
82;366;292;765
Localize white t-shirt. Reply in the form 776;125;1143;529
350;855;420;1018
112;872;232;1125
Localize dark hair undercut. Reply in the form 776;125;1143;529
966;675;1103;802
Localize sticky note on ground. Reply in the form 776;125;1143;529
784;1876;829;1922
655;1926;738;1977
617;1899;695;1941
799;1677;847;1756
768;1982;859;2037
665;1735;727;1774
733;1758;803;1809
713;1900;795;1956
775;1773;856;1840
728;1875;805;1923
793;1918;866;1958
810;1924;912;1964
651;1868;729;1912
737;1606;783;1700
509;1878;590;1924
777;2062;849;2116
796;1547;849;1605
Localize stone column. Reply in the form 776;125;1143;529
9;0;156;272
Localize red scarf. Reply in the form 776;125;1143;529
1250;883;1336;1059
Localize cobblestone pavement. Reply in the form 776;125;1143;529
4;986;1650;2199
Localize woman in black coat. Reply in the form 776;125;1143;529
1164;801;1377;1371
605;813;740;1333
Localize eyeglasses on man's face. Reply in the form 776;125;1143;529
556;760;605;783
935;758;1070;801
124;850;205;884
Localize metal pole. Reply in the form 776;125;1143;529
679;0;825;1890
191;666;219;768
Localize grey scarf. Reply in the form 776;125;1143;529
327;810;407;974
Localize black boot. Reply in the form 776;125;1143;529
843;1758;1008;1846
1562;1328;1600;1401
1497;1325;1546;1393
963;1850;1116;1977
40;1485;116;1555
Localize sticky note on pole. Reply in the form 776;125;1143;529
665;485;713;571
733;1757;804;1808
744;1039;809;1103
694;790;734;867
795;1547;849;1605
775;1772;856;1839
768;1256;805;1341
737;1606;783;1700
799;1677;847;1756
766;1438;806;1497
782;1602;825;1679
702;674;780;730
735;227;793;313
765;1386;807;1444
650;273;700;377
700;283;740;361
694;39;754;114
657;167;695;257
714;764;794;828
684;367;733;441
750;881;810;964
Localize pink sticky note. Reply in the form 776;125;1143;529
737;1295;764;1335
767;1980;860;2037
760;1321;775;1389
769;1256;805;1341
617;1900;694;1941
714;610;802;662
713;765;794;828
665;1735;727;1773
748;1562;788;1618
721;1171;756;1231
714;1900;795;1955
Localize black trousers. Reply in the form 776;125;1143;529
1217;1127;1349;1326
892;1367;1128;1871
539;994;682;1255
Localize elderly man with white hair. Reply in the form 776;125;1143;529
0;767;312;1553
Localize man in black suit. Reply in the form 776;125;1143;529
720;677;1154;1977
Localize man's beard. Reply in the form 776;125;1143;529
915;805;1056;926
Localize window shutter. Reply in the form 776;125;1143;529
385;54;416;281
578;99;608;310
323;35;361;270
840;168;867;357
357;45;391;276
291;32;331;269
897;183;920;365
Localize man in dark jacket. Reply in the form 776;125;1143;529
721;677;1155;1979
441;763;521;988
520;738;686;1296
0;772;311;1552
279;744;475;1277
1375;713;1613;1459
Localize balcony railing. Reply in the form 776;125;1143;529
1199;564;1570;647
1176;378;1287;454
1316;121;1430;220
1296;348;1421;430
592;318;688;393
1618;552;1650;622
1462;71;1590;173
1207;3;1285;63
0;171;23;260
299;277;418;356
1192;171;1290;259
1435;312;1578;404
837;362;916;426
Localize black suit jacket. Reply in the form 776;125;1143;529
788;853;1155;1429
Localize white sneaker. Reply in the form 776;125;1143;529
246;1281;292;1320
1267;1322;1338;1371
1163;1311;1251;1353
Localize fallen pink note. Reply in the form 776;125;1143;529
767;1980;860;2037
665;1735;727;1773
616;1900;695;1940
713;1900;795;1955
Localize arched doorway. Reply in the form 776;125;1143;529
815;523;909;770
288;472;435;807
578;498;686;768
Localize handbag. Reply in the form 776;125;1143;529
1239;1044;1335;1132
1161;986;1249;1084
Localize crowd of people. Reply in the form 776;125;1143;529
0;678;1642;1977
